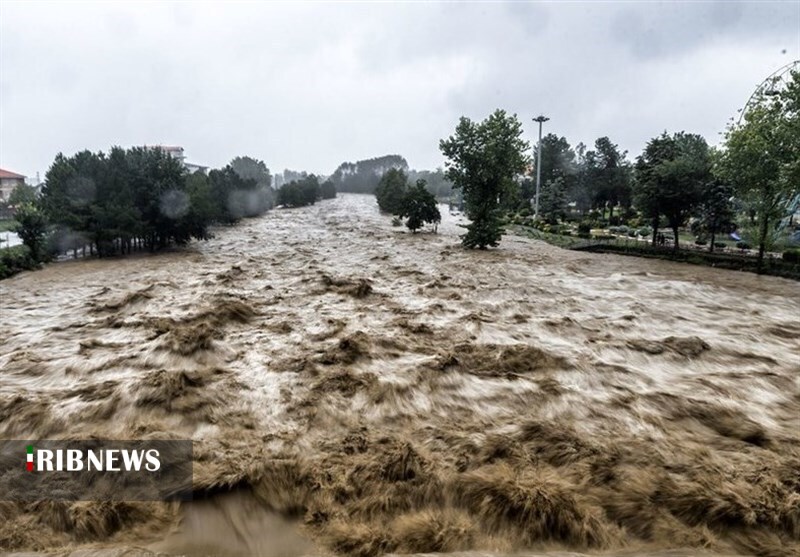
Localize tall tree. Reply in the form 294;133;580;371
375;168;408;215
634;132;712;249
720;69;800;267
591;137;632;218
440;109;529;249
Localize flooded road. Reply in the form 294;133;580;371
1;194;799;556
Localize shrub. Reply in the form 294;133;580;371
637;227;652;237
736;242;751;250
627;230;637;238
577;222;591;235
519;207;531;217
712;242;726;250
0;245;37;279
784;249;800;263
695;239;708;246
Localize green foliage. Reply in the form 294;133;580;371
407;168;453;198
330;155;409;194
695;158;736;252
440;109;530;249
8;184;37;207
720;69;800;266
12;203;48;261
277;175;320;207
39;146;230;257
375;168;408;215
538;177;568;224
400;180;441;233
0;245;37;279
229;155;274;212
634;131;712;249
320;180;337;199
784;249;800;263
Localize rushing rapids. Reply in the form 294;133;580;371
0;194;799;556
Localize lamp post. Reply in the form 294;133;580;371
532;115;549;219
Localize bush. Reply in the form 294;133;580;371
577;222;591;235
519;207;531;217
784;249;800;263
695;239;708;246
0;245;37;279
637;227;653;238
736;242;751;250
627;230;637;237
712;242;726;250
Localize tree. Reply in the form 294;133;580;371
330;155;409;194
277;175;320;208
634;132;712;250
375;168;408;215
538;177;568;224
13;203;48;261
401;180;441;233
230;155;274;213
720;70;800;267
320;180;337;199
591;137;632;219
440;109;529;249
9;184;37;207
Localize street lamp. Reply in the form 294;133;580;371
532;115;549;219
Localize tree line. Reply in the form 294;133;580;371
437;70;799;268
14;149;278;261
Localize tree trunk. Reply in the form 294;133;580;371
651;216;659;247
672;224;680;251
709;230;716;253
757;215;769;271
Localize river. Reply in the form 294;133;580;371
1;194;798;556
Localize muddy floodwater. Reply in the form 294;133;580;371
1;194;799;557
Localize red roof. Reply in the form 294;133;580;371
0;168;25;179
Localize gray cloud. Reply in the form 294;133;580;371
1;1;798;180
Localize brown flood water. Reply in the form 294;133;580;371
1;194;799;557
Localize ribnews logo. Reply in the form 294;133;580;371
24;444;161;472
1;440;193;501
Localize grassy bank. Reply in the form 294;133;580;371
511;225;800;281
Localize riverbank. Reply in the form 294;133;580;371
510;225;800;281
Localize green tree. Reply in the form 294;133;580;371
230;155;274;213
720;70;800;267
320;180;337;199
440;109;529;249
401;180;441;233
375;168;408;215
634;132;712;249
277;175;320;208
9;184;37;207
533;134;576;211
538;176;568;224
591;137;632;219
13;203;48;261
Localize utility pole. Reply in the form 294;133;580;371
532;115;549;219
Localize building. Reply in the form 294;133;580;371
144;145;207;174
0;168;26;202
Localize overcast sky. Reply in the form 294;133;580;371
1;1;799;179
